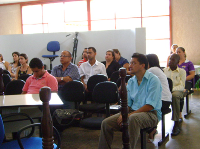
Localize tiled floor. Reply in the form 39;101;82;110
60;90;200;149
3;90;200;149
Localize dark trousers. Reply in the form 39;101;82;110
180;81;192;112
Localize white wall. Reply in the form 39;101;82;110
172;0;200;64
0;28;146;70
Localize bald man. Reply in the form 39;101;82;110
52;50;80;109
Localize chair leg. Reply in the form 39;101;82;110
158;114;169;146
140;129;146;149
184;94;191;118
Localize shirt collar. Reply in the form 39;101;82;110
166;67;179;72
33;70;48;79
87;60;98;66
131;70;149;83
185;59;190;63
58;63;72;69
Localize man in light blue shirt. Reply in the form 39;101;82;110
98;53;162;149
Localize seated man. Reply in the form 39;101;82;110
52;50;80;109
78;48;88;67
163;54;186;136
79;47;107;91
98;53;162;149
22;58;58;94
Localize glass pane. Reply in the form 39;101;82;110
146;39;170;63
43;3;64;23
64;1;87;21
22;5;42;24
43;24;49;33
115;0;141;18
142;16;170;39
23;24;43;34
48;23;65;33
142;0;169;16
90;0;115;20
65;21;88;32
116;18;141;29
91;20;115;31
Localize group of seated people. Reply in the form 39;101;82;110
0;44;195;149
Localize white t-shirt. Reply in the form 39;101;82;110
79;60;107;84
148;67;172;102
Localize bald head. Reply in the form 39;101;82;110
60;50;72;65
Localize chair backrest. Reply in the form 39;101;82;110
116;75;132;88
5;80;25;95
18;74;32;82
3;70;11;77
93;81;119;104
87;74;108;92
3;74;11;89
47;41;60;53
110;71;119;83
167;78;173;93
60;80;85;103
0;115;5;145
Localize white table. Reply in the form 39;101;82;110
0;93;63;108
194;65;200;75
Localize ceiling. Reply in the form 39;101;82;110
0;0;38;4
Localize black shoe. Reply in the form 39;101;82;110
179;118;183;123
171;126;181;136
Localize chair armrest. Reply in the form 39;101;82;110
17;123;61;149
2;113;35;142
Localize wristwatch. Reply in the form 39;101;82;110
61;77;63;81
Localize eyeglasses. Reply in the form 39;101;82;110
60;55;71;58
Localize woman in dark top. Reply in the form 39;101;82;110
15;53;32;80
102;50;120;80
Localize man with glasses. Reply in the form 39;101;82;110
98;53;162;149
52;50;80;109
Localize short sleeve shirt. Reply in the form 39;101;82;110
127;70;162;121
178;60;195;81
51;63;80;90
23;71;58;94
79;60;107;84
117;56;129;67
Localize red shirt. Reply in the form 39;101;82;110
78;58;87;67
23;71;58;94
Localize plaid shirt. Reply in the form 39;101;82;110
52;63;80;90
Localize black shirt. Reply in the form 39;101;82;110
102;60;121;78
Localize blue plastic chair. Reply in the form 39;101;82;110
42;41;60;70
0;114;60;149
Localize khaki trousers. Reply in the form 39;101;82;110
171;91;184;121
98;111;158;149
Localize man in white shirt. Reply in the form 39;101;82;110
163;54;186;136
79;47;107;91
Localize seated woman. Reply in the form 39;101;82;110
102;50;120;80
0;53;9;70
8;52;20;79
15;53;32;80
146;54;172;143
176;47;195;121
112;49;130;74
166;44;178;67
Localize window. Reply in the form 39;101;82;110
21;0;170;62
